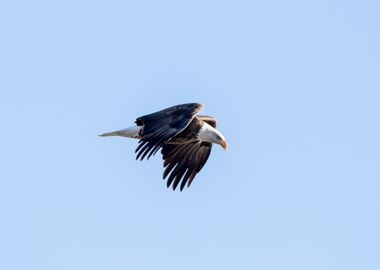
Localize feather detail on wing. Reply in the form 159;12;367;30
161;141;212;191
134;103;203;160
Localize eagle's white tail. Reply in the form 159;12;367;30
99;125;142;139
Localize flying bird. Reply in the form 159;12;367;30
100;103;227;191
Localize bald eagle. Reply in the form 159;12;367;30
100;103;227;191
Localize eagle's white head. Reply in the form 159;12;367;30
197;122;228;150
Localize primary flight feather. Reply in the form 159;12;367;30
100;103;228;191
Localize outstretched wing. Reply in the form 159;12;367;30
161;141;212;191
135;103;202;160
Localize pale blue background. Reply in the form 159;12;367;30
1;1;379;269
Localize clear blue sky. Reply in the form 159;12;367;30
1;1;379;269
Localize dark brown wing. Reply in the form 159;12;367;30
135;103;202;160
161;141;212;191
197;115;217;128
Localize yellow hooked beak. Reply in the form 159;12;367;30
221;139;228;150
